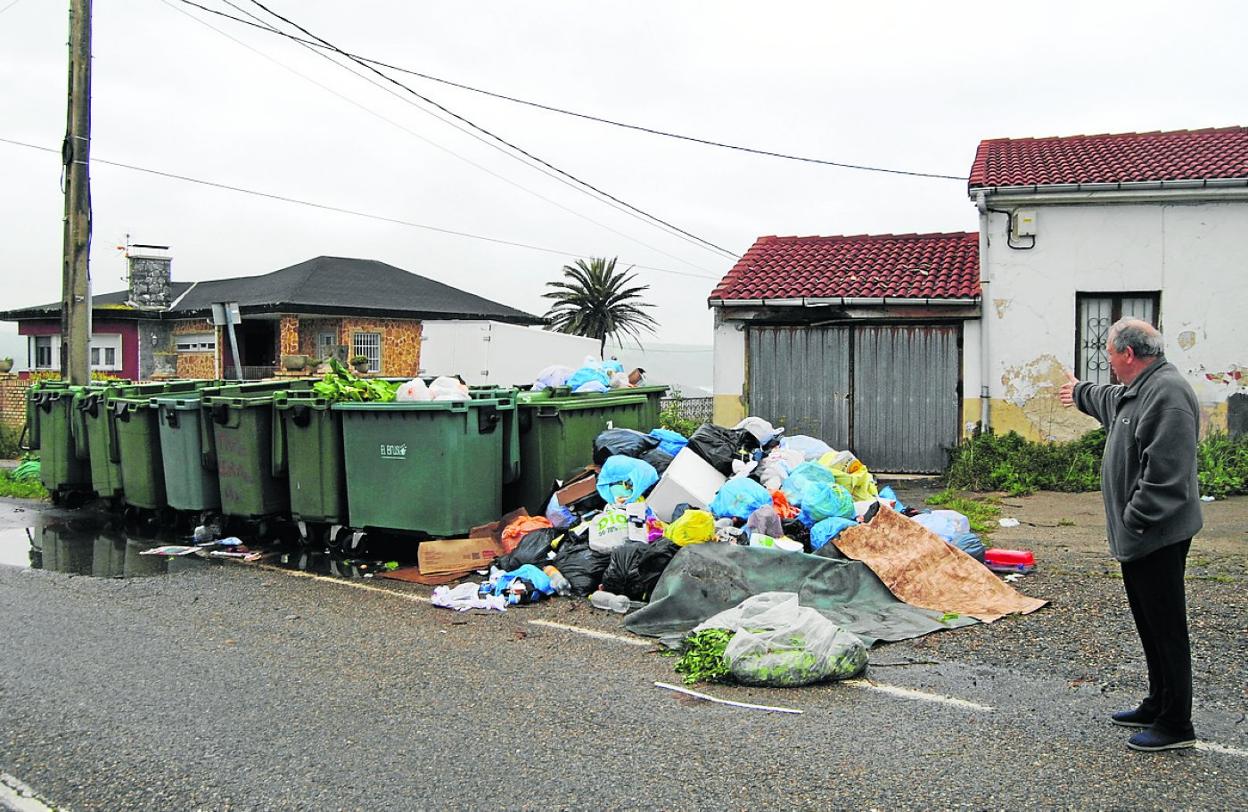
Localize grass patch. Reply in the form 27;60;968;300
1057;518;1076;527
0;468;48;500
924;488;1001;534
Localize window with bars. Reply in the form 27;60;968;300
352;331;381;372
1075;293;1159;384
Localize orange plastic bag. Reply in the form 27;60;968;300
771;490;799;521
501;516;553;554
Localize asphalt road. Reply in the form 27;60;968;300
1;498;1246;810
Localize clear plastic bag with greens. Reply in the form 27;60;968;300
693;592;867;687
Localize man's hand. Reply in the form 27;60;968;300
1058;369;1079;407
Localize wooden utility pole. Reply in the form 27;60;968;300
61;0;92;384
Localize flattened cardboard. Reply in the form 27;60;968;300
556;475;599;507
418;536;503;576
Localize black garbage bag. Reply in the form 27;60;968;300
685;424;759;477
593;428;659;466
495;527;564;572
640;447;675;477
601;538;681;601
782;518;813;552
551;540;611;596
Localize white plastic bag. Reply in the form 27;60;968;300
733;416;785;445
532;365;574;390
693;592;867;687
588;507;629;552
911;510;971;542
394;378;433;402
429;375;470;401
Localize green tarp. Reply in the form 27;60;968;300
623;543;977;647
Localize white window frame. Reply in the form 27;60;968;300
352;331;382;372
30;335;60;370
175;331;217;353
89;334;123;371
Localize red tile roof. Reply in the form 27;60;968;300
709;232;979;303
969;127;1248;189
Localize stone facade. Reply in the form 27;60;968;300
341;318;422;376
279;315;300;357
172;318;219;380
297;318;343;363
127;256;173;309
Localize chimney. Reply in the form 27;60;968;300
126;243;173;309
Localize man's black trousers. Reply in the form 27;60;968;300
1121;538;1194;737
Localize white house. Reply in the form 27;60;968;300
968;126;1248;442
710;126;1248;472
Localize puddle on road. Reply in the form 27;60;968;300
0;518;420;581
0;519;211;578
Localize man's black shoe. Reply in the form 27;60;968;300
1110;707;1156;728
1127;728;1197;752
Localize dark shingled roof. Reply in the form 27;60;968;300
0;257;543;325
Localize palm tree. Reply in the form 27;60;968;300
542;257;658;358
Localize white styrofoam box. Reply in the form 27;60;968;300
646;448;728;522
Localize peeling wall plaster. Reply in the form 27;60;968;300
993;298;1011;319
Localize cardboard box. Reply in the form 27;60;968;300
555;474;599;507
418;536;503;575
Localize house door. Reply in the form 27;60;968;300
746;323;961;474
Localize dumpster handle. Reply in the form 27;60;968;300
199;402;218;470
163;405;179;429
18;422;28;452
500;400;520;485
106;405;122;464
70;396;90;461
271;404;288;479
25;391;40;450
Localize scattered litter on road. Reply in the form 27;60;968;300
998;517;1021;528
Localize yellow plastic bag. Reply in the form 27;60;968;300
666;509;716;546
818;451;878;501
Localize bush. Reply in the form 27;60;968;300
0;424;23;459
0;468;47;500
658;391;700;438
943;428;1105;495
1197;432;1248;498
944;427;1248;498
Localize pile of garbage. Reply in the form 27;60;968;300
530;357;646;393
428;416;1027;689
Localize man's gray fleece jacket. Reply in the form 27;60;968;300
1073;358;1203;562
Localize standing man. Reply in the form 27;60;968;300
1059;318;1203;751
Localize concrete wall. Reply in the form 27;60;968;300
978;199;1248;440
711;311;747;426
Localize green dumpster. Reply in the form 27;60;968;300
503;385;669;515
202;379;315;519
273;390;347;530
335;391;519;537
154;390;222;513
27;382;92;500
72;384;127;502
107;380;215;510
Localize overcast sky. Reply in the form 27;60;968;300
2;1;1246;345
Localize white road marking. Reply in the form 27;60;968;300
256;564;431;603
0;772;56;812
1195;740;1248;758
843;678;995;711
654;682;803;714
528;619;652;646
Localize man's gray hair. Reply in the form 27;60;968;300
1109;318;1165;358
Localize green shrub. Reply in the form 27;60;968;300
924;488;1002;533
658;391;700;438
0;468;47;500
0;424;23;460
1197;432;1248;498
944;427;1248;497
943;428;1105;495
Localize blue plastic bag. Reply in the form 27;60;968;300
596;455;659;504
796;482;855;526
878;485;906;513
488;564;556;604
709;477;772;521
567;364;611;392
949;531;987;563
648;428;689;457
810;516;858;551
781;435;833;460
780;461;838;506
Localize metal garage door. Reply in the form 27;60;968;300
747;323;961;473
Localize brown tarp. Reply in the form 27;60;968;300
829;506;1047;622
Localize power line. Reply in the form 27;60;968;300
176;0;967;181
0;0;25;17
159;0;719;276
0;136;722;282
240;0;740;260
